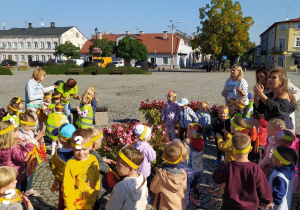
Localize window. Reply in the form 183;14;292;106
278;38;286;51
2;55;6;60
280;24;286;31
296;37;300;47
1;42;5;48
47;55;51;60
35;55;39;61
53;42;58;48
21;55;25;61
20;42;24;49
41;55;45;62
7;42;11;48
27;42;31;49
297;24;300;29
13;42;17;48
40;42;44;49
76;33;79;38
47;42;51;49
163;57;168;64
14;55;18;61
34;42;38;49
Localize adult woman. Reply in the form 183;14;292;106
55;78;80;122
222;65;249;105
25;68;57;131
253;68;297;130
255;66;270;92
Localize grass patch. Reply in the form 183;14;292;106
0;66;13;75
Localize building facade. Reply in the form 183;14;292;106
0;22;87;65
260;17;300;70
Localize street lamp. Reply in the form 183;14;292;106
94;27;100;74
170;20;182;69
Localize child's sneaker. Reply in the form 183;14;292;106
26;189;40;196
214;158;221;165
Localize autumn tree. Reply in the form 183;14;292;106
89;38;115;57
191;0;254;69
116;36;148;62
53;41;80;60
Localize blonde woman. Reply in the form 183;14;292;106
222;65;249;105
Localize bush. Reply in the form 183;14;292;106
141;63;149;71
45;59;56;66
43;64;78;75
1;59;17;66
0;66;13;75
106;62;116;68
124;63;132;67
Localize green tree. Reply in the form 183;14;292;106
116;36;148;62
53;41;80;60
240;41;256;62
191;0;254;69
89;38;115;57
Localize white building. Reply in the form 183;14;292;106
0;22;87;65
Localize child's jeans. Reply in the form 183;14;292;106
25;162;37;191
166;124;176;141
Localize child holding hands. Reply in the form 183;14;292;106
161;89;179;141
213;132;273;210
133;124;156;178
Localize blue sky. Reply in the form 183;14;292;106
1;0;299;45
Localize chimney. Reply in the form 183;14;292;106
50;22;55;28
28;23;33;28
104;31;107;35
126;31;130;35
139;31;144;36
163;31;168;39
98;32;102;40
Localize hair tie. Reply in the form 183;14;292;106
118;150;139;169
168;89;176;97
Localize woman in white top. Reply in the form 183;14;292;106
222;65;249;105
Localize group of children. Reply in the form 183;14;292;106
0;85;299;210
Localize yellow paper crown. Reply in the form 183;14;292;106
227;99;237;104
0;123;15;136
233;143;251;154
89;86;95;93
0;189;21;205
15;96;21;104
52;95;60;99
139;126;149;140
91;131;103;143
237;103;245;109
8;105;18;112
231;119;245;131
44;94;52;98
19;120;36;126
162;152;183;165
84;93;92;101
71;136;93;149
118;150;139;169
282;134;295;142
273;148;291;165
55;105;64;109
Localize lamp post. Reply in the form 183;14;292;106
94;27;100;74
170;20;181;69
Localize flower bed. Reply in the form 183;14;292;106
3;66;14;71
18;66;29;71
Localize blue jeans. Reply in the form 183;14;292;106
64;103;71;122
25;164;37;190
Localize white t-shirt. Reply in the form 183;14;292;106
223;78;249;105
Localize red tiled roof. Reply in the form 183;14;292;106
260;17;300;36
80;33;180;55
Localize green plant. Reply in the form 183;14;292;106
0;66;13;75
145;109;162;125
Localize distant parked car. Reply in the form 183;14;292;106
29;61;45;67
111;61;124;67
198;62;204;69
135;61;157;70
191;63;198;69
1;59;17;66
297;63;300;69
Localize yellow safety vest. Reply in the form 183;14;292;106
76;105;93;129
46;112;67;140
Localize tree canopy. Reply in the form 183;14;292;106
191;0;254;67
89;38;115;57
53;41;80;59
116;36;148;62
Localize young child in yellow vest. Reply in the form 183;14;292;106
42;92;53;116
62;129;100;209
2;96;24;126
46;103;68;155
49;123;76;210
76;93;94;129
0;166;33;210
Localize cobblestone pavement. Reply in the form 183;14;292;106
1;69;300;209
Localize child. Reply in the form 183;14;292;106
150;142;187;209
269;146;298;209
259;119;286;172
106;146;148;210
210;105;231;165
213;132;273;209
76;93;94;129
216;117;248;162
46;103;68;155
243;93;253;119
161;89;179;141
62;129;100;209
19;110;46;195
0;121;34;190
0;166;33;210
133;124;156;178
2;96;24;125
51;92;61;108
88;127;116;199
49;123;76;210
178;98;198;140
235;98;245;118
226;98;237;120
195;101;211;142
42;92;53;116
80;86;98;125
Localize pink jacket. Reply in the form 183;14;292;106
0;143;35;184
259;136;275;168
